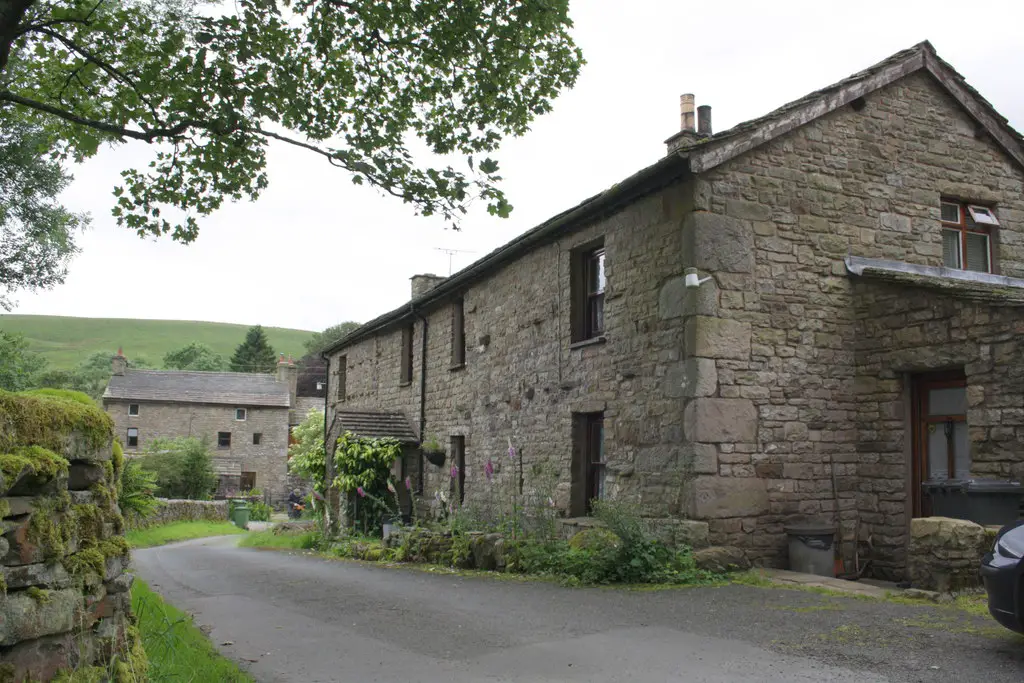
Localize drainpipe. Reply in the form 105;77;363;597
320;350;336;535
414;305;429;495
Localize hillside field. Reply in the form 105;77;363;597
0;314;314;370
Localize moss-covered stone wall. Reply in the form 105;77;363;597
1;390;146;682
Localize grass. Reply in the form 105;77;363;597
238;528;319;550
126;521;245;548
0;314;312;370
132;578;253;682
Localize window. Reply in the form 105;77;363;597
337;355;347;402
400;325;413;385
571;412;605;516
252;432;262;445
217;431;231;448
451;299;465;368
941;200;994;273
450;435;466;504
571;241;606;342
240;472;256;491
316;381;324;391
126;428;138;448
128;404;139;417
235;408;247;421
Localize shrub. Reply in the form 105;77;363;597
136;437;217;500
119;458;160;523
248;500;272;522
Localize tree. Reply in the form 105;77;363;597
163;341;226;371
0;117;87;308
303;321;361;356
138;436;218;500
230;325;277;373
0;330;46;390
0;0;583;243
35;349;148;398
288;408;325;496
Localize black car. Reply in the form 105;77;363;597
981;520;1024;633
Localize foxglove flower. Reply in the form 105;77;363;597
386;480;396;494
450;464;459;479
405;477;412;490
484;459;494;482
507;437;516;459
357;486;366;498
548;497;555;508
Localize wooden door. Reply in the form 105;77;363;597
911;371;968;517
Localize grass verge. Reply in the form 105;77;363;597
132;578;253;682
126;521;245;548
238;528;319;550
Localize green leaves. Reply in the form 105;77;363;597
0;0;583;241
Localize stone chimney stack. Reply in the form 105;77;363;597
665;94;713;154
276;353;297;407
111;347;127;376
679;94;695;133
697;105;712;137
410;273;447;300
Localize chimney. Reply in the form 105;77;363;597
665;94;713;154
410;273;446;300
697;105;712;137
111;347;127;376
276;353;297;407
679;94;695;132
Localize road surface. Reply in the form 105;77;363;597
133;536;1024;682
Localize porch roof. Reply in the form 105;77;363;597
334;410;419;444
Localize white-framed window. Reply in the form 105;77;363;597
235;408;247;421
941;200;994;273
128;403;139;416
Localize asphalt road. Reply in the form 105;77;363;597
133;536;1024;683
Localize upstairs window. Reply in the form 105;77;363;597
941;200;995;273
128;404;139;417
337;355;347;402
400;325;413;385
235;408;247;421
218;431;231;449
451;299;465;368
571;240;606;342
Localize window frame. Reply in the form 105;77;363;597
126;427;139;448
217;431;232;449
450;435;466;504
451;299;466;369
940;199;994;273
400;325;413;386
235;407;247;421
128;403;139;417
337;355;347;402
252;432;262;445
240;471;256;491
584;414;605;513
571;239;607;343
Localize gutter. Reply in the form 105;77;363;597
322;152;690;356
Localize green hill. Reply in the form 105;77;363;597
0;315;314;370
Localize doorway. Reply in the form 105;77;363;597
911;371;969;517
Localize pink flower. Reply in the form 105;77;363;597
386;480;396;494
404;476;412;490
357;486;366;497
484;459;494;482
450;465;459;479
508;445;516;459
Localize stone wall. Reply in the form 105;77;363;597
105;398;291;504
1;390;145;681
328;178;698;524
907;516;993;592
689;70;1024;573
123;498;229;531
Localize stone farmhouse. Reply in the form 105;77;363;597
322;42;1024;579
103;350;320;503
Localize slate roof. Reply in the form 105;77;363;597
104;370;291;407
333;410;419;443
324;41;1024;354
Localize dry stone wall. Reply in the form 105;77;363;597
123;498;229;531
1;391;144;682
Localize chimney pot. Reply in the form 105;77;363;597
679;94;695;132
697;105;712;137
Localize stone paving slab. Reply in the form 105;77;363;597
757;568;892;599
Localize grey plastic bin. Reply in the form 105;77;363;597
785;523;835;577
923;479;1023;526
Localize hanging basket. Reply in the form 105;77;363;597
423;448;446;467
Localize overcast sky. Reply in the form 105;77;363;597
11;0;1024;332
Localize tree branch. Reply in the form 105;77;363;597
0;0;36;73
